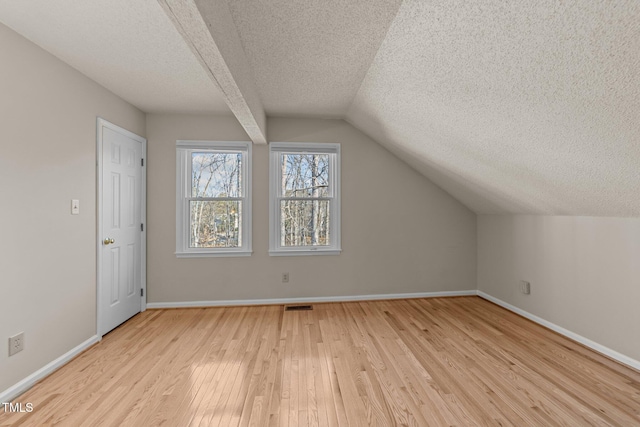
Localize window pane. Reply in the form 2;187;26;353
280;200;330;246
190;201;242;248
192;152;243;197
281;154;329;197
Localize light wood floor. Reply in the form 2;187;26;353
2;297;639;426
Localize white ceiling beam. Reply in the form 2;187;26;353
158;0;267;144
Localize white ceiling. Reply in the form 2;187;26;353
347;0;640;215
226;0;402;117
0;0;230;114
1;0;639;216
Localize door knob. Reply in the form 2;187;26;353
103;238;115;245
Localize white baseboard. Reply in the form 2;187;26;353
146;290;477;309
477;291;640;372
0;335;100;403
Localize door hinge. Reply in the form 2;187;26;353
141;223;144;232
141;288;144;297
141;158;144;167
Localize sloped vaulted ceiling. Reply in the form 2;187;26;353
2;0;638;216
347;0;640;216
227;0;640;216
0;0;233;114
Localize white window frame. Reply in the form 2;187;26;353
176;140;252;257
269;142;341;256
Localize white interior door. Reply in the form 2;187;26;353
98;119;146;336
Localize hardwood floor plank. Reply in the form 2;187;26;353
462;301;636;425
2;297;639;426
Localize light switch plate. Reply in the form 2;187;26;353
71;199;80;215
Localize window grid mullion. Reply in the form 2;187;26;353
187;197;244;202
278;197;332;202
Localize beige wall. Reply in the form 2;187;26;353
0;23;145;392
146;115;477;303
478;215;640;362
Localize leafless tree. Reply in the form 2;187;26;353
190;152;242;248
281;154;329;246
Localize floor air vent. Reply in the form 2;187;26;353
285;305;313;311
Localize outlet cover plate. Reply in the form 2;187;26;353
9;332;24;356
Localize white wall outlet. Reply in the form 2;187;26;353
282;272;290;283
520;280;531;295
8;332;24;356
71;199;80;215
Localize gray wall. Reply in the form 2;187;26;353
0;23;145;392
478;215;640;362
146;115;477;303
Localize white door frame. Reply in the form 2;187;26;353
96;117;147;337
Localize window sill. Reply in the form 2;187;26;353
268;249;341;257
176;251;252;258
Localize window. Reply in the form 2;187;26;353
269;142;341;255
176;141;251;257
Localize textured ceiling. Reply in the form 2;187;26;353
159;0;267;143
226;0;402;117
0;0;230;114
2;0;639;216
347;0;640;215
